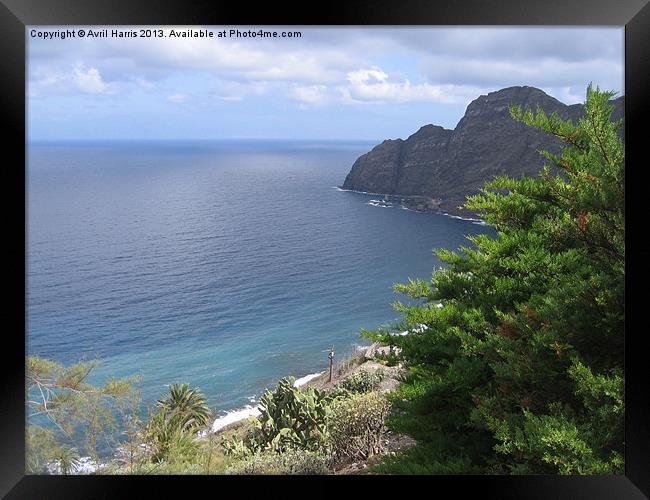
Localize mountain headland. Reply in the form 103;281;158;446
341;86;624;217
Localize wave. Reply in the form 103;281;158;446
294;371;324;387
335;188;487;223
367;201;393;208
45;456;103;475
333;186;386;196
440;212;485;224
399;205;425;213
210;405;262;434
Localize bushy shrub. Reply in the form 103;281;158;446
363;86;625;474
327;392;391;463
226;448;332;475
374;349;401;367
337;370;385;394
327;385;352;401
221;436;252;460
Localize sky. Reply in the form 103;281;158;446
27;26;624;141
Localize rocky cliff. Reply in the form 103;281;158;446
342;86;624;216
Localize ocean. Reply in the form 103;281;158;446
26;140;493;445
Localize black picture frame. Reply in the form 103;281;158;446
2;0;648;497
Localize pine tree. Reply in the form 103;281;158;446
368;85;624;474
26;356;142;472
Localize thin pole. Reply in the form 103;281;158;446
328;348;334;383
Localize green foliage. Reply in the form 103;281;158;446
373;349;401;367
221;436;253;460
26;356;219;474
144;410;199;464
365;86;625;475
142;384;212;466
226;448;332;475
488;408;622;474
51;446;81;475
103;432;234;475
194;433;233;474
26;425;83;475
156;383;212;432
336;370;385;395
371;443;484;475
327;391;391;463
26;425;70;474
225;377;331;456
26;355;142;470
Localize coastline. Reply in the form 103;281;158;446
205;370;326;435
44;369;336;474
205;342;379;436
44;341;396;475
334;186;486;224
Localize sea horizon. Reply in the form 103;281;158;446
26;138;387;146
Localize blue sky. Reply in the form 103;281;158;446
27;27;624;141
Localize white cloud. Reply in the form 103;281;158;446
346;67;389;86
28;69;66;97
134;77;156;90
342;66;481;105
289;85;329;106
539;86;591;105
100;30;353;85
27;27;624;108
28;64;117;96
211;79;268;101
215;95;243;102
73;65;116;94
422;56;622;93
166;93;187;103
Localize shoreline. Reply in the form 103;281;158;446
205;342;378;436
46;342;388;475
205;370;326;435
334;186;486;224
43;368;333;475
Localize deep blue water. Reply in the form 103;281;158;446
27;140;492;431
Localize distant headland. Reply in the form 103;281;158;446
341;86;624;217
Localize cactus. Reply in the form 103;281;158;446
241;377;332;454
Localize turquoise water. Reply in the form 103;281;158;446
26;140;492;437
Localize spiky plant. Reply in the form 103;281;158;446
53;446;81;475
146;411;199;463
156;383;211;432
